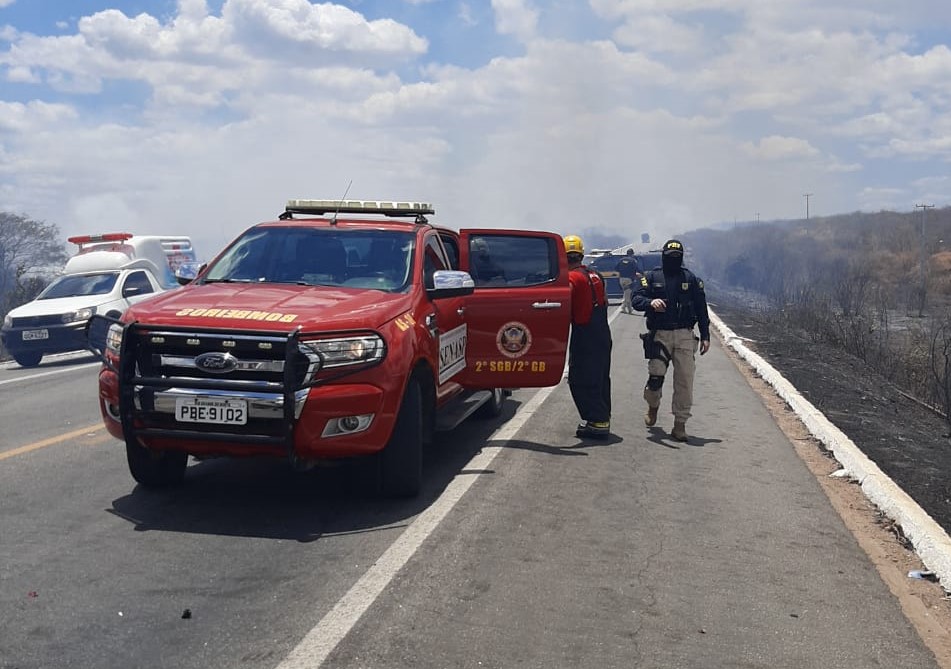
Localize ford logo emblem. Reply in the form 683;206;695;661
195;352;238;374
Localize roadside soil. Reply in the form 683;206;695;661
711;300;951;667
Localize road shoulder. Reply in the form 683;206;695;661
716;319;951;667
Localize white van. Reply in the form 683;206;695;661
1;233;197;367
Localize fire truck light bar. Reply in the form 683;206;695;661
285;200;435;217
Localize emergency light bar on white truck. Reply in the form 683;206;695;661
68;232;134;247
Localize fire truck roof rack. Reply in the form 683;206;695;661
281;200;434;224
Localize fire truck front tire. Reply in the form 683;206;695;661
13;352;42;367
379;379;423;498
125;437;188;488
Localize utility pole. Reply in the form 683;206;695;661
755;212;760;224
803;193;813;220
915;203;935;317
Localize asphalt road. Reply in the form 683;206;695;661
0;314;941;669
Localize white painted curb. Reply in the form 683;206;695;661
710;308;951;590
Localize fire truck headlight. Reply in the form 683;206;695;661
2;314;11;329
301;334;385;368
105;323;124;355
62;307;95;324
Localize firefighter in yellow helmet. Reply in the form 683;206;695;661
563;234;613;439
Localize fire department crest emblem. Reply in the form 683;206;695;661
497;321;532;358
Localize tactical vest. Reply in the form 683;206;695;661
643;268;701;331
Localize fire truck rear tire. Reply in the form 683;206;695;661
379;379;423;497
125;437;188;488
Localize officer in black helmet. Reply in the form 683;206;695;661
632;239;710;442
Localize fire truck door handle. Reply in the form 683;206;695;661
532;301;562;309
457;308;465;316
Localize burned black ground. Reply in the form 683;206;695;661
712;301;951;536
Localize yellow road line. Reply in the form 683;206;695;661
0;424;106;461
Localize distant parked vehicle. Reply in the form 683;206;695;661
1;233;197;367
583;252;624;300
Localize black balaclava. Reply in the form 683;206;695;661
662;251;683;274
661;239;684;274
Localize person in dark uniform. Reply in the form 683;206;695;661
632;239;710;442
564;234;613;439
616;248;639;314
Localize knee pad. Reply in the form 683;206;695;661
646;374;665;391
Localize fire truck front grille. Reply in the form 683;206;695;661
117;325;315;447
132;329;312;387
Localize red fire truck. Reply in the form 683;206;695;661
93;200;571;496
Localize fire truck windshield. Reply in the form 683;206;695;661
203;227;416;291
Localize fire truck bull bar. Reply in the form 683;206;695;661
104;320;312;461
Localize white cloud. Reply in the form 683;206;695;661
0;100;77;133
611;13;706;55
458;3;477;27
1;1;951;247
742;135;820;161
5;64;37;83
824;160;862;174
223;0;428;58
491;0;538;42
1;0;427;98
858;185;907;212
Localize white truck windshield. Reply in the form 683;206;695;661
39;272;119;299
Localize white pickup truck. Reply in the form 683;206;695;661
1;233;196;367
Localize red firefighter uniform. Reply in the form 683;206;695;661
566;236;612;437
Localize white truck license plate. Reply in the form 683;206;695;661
175;397;248;425
22;329;49;341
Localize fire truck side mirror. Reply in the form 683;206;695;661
428;269;475;299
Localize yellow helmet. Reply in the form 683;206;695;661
563;235;584;255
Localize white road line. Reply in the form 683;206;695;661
275;383;560;669
0;362;101;386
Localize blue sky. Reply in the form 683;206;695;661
2;0;951;258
